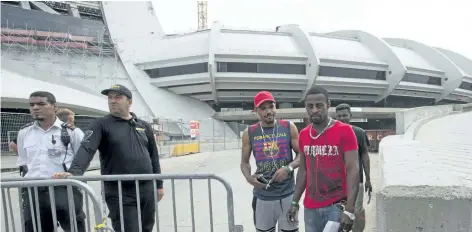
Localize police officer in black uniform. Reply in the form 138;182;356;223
53;84;164;232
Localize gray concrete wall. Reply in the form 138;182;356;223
395;104;454;134
378;109;472;232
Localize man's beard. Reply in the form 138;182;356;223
264;118;275;124
32;115;45;121
263;114;275;125
310;115;324;125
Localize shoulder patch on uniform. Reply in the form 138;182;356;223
20;122;34;130
82;130;94;143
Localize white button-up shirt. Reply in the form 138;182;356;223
17;118;84;178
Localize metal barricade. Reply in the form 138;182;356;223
1;179;108;232
2;174;244;232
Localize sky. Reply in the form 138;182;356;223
152;0;472;60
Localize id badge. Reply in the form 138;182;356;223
47;148;62;157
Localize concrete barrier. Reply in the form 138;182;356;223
395;104;454;134
171;143;200;157
453;103;472;112
377;111;472;232
402;111;461;140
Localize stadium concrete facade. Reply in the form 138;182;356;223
1;1;472;129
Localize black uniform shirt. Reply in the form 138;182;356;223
351;125;369;183
68;113;163;189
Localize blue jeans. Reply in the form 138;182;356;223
304;204;341;232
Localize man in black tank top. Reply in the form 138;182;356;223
335;103;372;232
241;91;302;232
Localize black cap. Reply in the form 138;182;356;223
101;84;132;99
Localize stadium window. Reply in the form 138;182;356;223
384;96;435;108
402;73;442;86
217;62;228;72
145;63;209;78
216;62;306;75
257;63;306;75
318;66;386;80
226;62;258;73
459;81;472;91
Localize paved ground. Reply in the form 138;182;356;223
412;111;472;187
1;149;379;232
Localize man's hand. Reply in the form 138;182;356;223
157;188;164;201
365;180;373;193
52;172;73;179
63;123;75;129
271;166;290;183
246;174;268;189
340;212;354;232
286;204;299;226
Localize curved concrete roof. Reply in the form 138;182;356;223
138;23;472;103
384;38;465;102
5;1;471;114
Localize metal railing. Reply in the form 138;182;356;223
1;179;106;232
1;174;245;232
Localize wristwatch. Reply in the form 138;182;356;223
343;210;355;220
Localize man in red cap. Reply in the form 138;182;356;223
240;91;301;232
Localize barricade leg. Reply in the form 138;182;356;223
1;179;109;232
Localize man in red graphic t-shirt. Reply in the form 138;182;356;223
286;86;359;232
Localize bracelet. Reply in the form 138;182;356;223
283;165;293;173
291;201;299;206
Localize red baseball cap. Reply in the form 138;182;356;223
254;91;276;108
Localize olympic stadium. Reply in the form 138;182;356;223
1;2;472;232
1;1;472;139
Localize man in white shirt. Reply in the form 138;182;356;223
17;91;85;232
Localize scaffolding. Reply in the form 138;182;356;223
1;20;120;90
197;1;208;30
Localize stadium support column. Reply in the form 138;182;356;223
208;21;222;103
276;24;320;102
29;2;60;14
20;1;31;9
383;38;465;103
329;30;407;103
68;3;81;18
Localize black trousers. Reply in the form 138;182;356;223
105;181;156;232
22;186;86;232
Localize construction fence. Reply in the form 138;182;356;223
0;112;248;158
155;118;247;157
